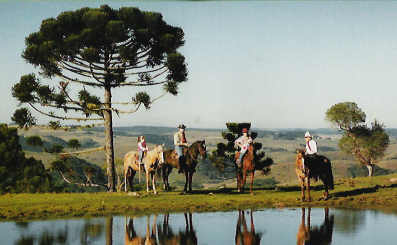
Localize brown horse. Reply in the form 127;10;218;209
235;143;255;193
296;150;334;201
124;145;165;194
235;210;262;245
160;141;207;193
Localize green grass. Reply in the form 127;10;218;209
3;173;397;221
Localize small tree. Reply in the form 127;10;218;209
326;102;389;176
11;5;188;192
26;135;44;147
210;122;273;176
68;138;81;150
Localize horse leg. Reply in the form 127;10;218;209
152;172;157;195
188;171;193;192
323;184;329;200
184;171;188;193
307;178;311;202
250;171;254;194
130;170;136;192
146;171;150;193
124;169;128;192
299;178;305;201
236;169;241;192
242;169;247;193
162;167;167;190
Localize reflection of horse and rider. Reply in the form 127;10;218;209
235;210;262;245
125;213;197;245
296;208;334;245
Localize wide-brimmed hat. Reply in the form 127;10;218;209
178;124;186;129
242;128;248;133
304;131;312;138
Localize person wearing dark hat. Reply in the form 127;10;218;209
234;128;253;166
174;124;188;172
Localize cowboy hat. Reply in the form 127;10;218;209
304;131;312;138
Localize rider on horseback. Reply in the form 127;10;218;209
234;128;253;167
174;124;189;173
138;136;149;168
303;131;318;169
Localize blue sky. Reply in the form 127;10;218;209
1;1;397;129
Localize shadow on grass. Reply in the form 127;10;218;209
332;187;378;197
178;186;275;195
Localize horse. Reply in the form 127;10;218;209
295;149;334;201
235;210;262;245
235;143;255;193
123;144;165;194
160;140;207;193
296;208;334;245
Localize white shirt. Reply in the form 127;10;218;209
234;135;253;152
305;140;317;155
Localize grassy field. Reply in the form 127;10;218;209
2;173;397;221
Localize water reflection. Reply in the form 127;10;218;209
3;208;397;244
125;216;158;245
235;210;262;245
296;208;334;245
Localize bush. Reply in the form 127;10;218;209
25;135;43;147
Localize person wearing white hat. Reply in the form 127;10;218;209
303;131;318;170
304;131;317;155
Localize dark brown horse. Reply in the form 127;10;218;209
235;143;255;193
235;210;262;245
296;149;334;201
160;141;207;193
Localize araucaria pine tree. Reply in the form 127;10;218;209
11;5;188;191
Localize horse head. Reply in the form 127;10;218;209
296;149;305;160
198;140;207;159
155;144;165;166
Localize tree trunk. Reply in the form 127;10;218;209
104;86;116;192
366;163;374;177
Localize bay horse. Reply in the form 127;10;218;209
160;140;207;193
295;149;334;201
123;144;165;194
235;143;255;193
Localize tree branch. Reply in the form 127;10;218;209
29;103;104;121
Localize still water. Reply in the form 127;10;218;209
1;208;397;245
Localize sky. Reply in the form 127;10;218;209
1;0;397;129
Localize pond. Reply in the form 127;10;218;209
1;208;397;244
